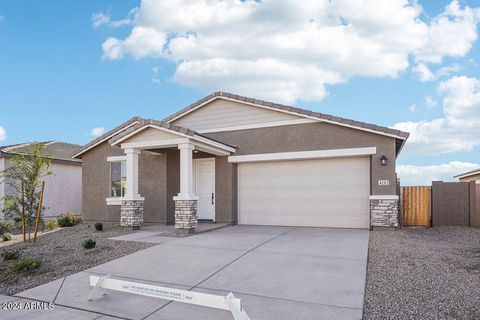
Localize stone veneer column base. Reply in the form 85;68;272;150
370;197;399;227
174;199;198;235
120;200;144;229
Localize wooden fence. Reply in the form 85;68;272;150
401;186;431;227
474;186;480;227
401;181;480;227
432;181;470;226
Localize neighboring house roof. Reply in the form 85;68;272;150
72;117;141;158
0;141;82;164
454;167;480;179
108;118;236;150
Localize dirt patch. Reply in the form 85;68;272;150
0;224;154;295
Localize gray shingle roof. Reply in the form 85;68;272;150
0;141;82;163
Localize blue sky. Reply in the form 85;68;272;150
0;0;479;185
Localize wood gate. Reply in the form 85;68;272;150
401;186;431;227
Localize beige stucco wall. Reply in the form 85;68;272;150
204;122;397;195
459;174;480;182
81;141;167;223
0;158;5;219
81;120;399;224
1;158;82;219
43;162;82;218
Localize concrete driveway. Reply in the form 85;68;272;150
9;226;369;320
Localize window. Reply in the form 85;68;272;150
110;161;126;197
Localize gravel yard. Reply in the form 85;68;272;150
0;224;154;295
364;227;480;320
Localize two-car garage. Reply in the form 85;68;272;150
237;156;371;229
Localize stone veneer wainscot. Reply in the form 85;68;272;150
120;200;144;229
370;197;399;227
174;199;198;235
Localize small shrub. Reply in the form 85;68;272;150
2;233;12;241
58;212;78;227
0;220;15;235
44;219;59;230
1;250;19;261
9;256;42;273
94;222;103;231
83;238;96;249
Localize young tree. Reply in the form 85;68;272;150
0;142;52;242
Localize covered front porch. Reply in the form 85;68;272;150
107;119;236;234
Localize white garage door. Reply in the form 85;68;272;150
238;157;370;228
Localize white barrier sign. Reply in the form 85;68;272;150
89;275;250;320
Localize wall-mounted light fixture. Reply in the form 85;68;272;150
380;155;388;166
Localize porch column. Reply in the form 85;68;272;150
121;148;144;229
173;143;198;235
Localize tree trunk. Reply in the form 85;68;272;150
21;182;26;242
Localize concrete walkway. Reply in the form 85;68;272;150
1;226;369;320
108;223;229;243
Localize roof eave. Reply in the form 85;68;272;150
454;170;480;179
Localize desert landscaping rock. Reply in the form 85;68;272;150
0;224;154;295
364;226;480;320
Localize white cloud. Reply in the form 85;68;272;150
436;63;460;78
102;27;166;60
409;104;418;113
0;126;6;141
413;62;460;82
425;95;437;108
397;161;479;186
152;66;161;84
90;127;105;137
92;12;110;28
98;0;480;104
413;63;435;81
414;1;480;64
394;76;480;155
92;9;137;28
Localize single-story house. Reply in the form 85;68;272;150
73;92;409;233
455;168;480;183
0;141;82;220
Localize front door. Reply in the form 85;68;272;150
194;158;215;220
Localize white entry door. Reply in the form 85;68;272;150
194;158;215;220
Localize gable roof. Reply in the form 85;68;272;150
164;92;410;154
108;117;236;151
1;141;82;164
454;167;480;179
75;92;410;159
73;116;236;159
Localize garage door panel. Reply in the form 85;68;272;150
238;157;370;229
296;188;368;200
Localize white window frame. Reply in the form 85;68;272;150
107;156;127;205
